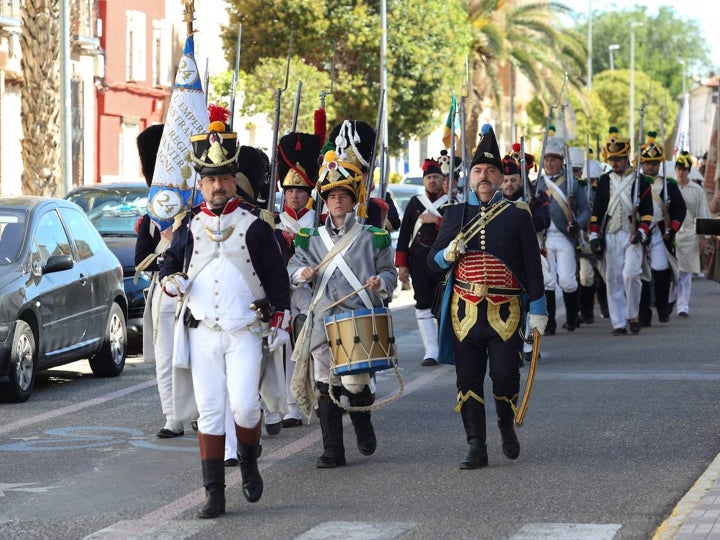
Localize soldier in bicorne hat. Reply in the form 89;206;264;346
288;119;397;469
589;126;653;335
428;124;547;470
159;113;291;518
637;131;686;327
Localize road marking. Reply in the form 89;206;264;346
84;520;208;540
510;523;622;539
88;366;453;538
0;482;57;498
0;380;157;437
295;521;416;539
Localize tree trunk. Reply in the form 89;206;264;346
20;0;62;197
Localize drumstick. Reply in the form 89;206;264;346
324;283;371;312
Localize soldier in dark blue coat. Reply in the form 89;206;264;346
428;124;547;470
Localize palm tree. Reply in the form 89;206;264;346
20;0;62;196
465;0;586;149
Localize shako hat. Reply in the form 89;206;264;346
568;147;585;169
601;126;631;161
236;145;270;203
675;151;693;170
470;123;502;170
136;124;164;187
640;131;664;163
510;142;535;172
422;157;443;177
190;104;240;176
277;132;322;192
317;119;376;217
544;133;566;159
437;149;462;176
502;154;521;176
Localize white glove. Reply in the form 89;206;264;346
267;328;290;352
444;237;466;263
163;274;188;297
528;314;548;336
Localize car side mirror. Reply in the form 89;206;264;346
43;254;74;274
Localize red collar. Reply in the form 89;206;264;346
200;197;240;216
283;203;309;220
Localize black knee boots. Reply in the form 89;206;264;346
579;285;595;324
347;385;377;456
236;422;263;503
197;433;226;518
459;398;488;469
495;399;520;460
545;290;556;335
316;382;346;468
563;290;579;331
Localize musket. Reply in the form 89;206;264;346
228;24;242;130
267;33;293;214
313;43;337;228
460;57;470;203
585;133;593;207
361;88;385;224
203;57;209;105
276;79;303;212
660;88;670;231
560;101;576;240
631;80;652;237
536;75;569;193
449;92;457;200
520;137;529;203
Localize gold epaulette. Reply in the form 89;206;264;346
258;209;275;229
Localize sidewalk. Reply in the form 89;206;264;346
654;453;720;539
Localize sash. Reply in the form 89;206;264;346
543;176;571;219
280;211;314;234
411;194;448;244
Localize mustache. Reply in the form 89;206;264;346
211;189;227;196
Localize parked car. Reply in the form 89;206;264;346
385;184;425;220
65;183;150;336
399;173;424;186
0;197;128;402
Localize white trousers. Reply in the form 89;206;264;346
153;287;178;417
545;228;578;293
604;230;644;328
188;323;263;435
312;342;372;394
673;271;692;314
647;225;669;271
578;256;595;287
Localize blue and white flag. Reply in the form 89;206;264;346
147;35;208;231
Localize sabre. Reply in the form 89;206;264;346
515;328;540;426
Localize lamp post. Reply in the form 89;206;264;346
587;0;593;90
629;22;643;152
608;44;620;70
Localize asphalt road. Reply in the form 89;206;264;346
1;278;719;540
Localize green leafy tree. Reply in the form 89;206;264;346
574;5;710;98
220;0;471;154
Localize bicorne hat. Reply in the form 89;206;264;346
190;105;240;177
470;123;502;170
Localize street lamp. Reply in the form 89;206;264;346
629;22;643;153
608;44;620;70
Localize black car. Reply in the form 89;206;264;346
65;183;150;336
0;197;128;402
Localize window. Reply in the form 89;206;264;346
125;10;146;82
60;207;103;261
34;210;72;266
152;19;172;87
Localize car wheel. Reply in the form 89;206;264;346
89;302;127;377
0;320;37;403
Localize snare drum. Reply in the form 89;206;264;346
324;307;397;376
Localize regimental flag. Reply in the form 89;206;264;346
147;35;209;231
442;94;459;150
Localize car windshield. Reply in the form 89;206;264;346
66;187;147;236
0;211;27;264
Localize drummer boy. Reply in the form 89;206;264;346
287;119;398;469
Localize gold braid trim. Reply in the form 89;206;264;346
451;295;521;342
493;392;520;418
454;390;485;412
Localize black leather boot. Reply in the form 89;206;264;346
347;385;377;456
459;398;488;469
316;382;346;468
653;268;673;322
197;433;226;518
579;285;595;323
639;278;653;327
236;422;263;502
563;290;579;331
544;290;556;335
495;399;520;460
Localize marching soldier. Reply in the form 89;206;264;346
275;131;323;426
536;133;591;332
288;119;398;468
428;124;547;469
160;117;291;518
637;132;686;326
396;156;449;366
588;127;653;335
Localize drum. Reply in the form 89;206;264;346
324;307;397;376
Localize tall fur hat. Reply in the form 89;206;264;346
510;142;535;172
277;132;322;192
236;145;269;203
502;154;521;176
470;123;502;170
326;120;376;173
136;124;164;187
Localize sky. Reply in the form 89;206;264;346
562;0;720;73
